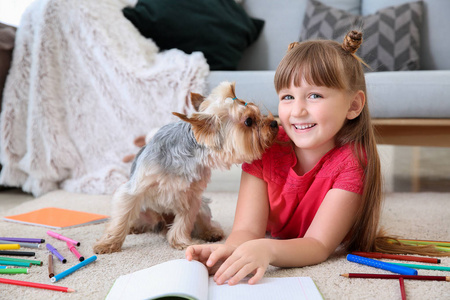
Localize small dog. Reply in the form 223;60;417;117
93;82;279;253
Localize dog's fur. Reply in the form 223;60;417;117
93;82;279;253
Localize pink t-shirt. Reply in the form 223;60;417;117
242;127;364;239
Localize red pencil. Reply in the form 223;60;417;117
0;278;75;292
341;273;450;281
351;251;441;264
399;277;406;300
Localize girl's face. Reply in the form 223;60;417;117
278;79;357;155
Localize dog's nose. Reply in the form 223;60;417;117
270;120;278;128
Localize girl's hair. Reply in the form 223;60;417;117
274;31;448;256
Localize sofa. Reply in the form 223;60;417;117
207;0;450;147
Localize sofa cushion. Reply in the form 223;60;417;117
238;0;361;71
299;0;424;71
362;0;450;70
123;0;264;70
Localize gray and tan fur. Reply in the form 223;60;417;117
93;81;279;252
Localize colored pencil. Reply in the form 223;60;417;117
51;255;97;282
0;244;20;250
0;250;35;256
346;254;417;276
391;262;450;272
340;273;450;281
0;256;42;266
0;268;28;274
399;277;406;300
397;239;450;247
0;240;40;249
0;278;75;292
0;237;45;244
351;251;440;264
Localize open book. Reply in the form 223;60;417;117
106;259;323;300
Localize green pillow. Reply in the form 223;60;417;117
123;0;264;70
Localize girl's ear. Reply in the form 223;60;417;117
346;90;365;120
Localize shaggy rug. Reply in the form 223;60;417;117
0;190;449;299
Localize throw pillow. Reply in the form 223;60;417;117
299;0;423;71
123;0;264;70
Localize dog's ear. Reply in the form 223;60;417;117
172;112;222;149
190;93;205;112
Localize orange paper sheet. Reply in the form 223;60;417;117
2;207;109;229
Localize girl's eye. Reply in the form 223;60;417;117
281;95;294;100
309;93;322;99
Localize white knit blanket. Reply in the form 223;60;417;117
0;0;209;196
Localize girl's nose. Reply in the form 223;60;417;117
291;99;307;117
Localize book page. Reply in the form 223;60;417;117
208;277;323;300
106;259;209;300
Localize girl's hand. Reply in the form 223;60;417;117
213;239;271;286
185;244;235;275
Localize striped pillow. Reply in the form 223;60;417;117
299;0;423;71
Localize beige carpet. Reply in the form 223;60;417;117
0;190;449;299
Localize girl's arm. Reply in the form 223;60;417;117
213;188;362;285
185;171;269;266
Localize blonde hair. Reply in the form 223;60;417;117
274;31;448;256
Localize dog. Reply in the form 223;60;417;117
93;81;279;253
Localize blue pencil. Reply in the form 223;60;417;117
50;255;97;282
347;254;418;276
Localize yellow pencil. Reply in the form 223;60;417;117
0;244;20;250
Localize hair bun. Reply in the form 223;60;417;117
342;30;363;54
287;42;300;52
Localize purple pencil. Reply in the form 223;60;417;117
0;237;45;244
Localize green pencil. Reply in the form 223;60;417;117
0;268;28;274
0;256;42;266
392;263;450;272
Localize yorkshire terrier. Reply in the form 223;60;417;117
93;81;279;253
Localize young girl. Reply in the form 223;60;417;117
186;30;446;286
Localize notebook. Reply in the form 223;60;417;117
106;259;324;300
2;207;109;229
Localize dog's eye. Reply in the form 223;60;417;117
244;118;253;127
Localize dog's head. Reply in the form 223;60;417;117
173;81;279;165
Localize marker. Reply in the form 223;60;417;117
0;250;35;256
0;260;31;267
0;240;40;249
0;244;20;250
346;254;418;276
48;254;54;278
46;231;80;246
0;268;28;274
66;242;84;262
0;237;44;244
51;255;97;282
0;256;42;266
46;243;66;263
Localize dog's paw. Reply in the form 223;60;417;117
200;227;224;242
93;235;123;254
168;237;192;250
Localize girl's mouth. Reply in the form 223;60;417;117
293;123;316;130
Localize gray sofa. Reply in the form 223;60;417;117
207;0;450;147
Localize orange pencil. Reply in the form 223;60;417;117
0;278;75;292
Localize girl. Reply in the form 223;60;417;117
186;30;446;286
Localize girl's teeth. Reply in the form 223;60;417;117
294;124;315;130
